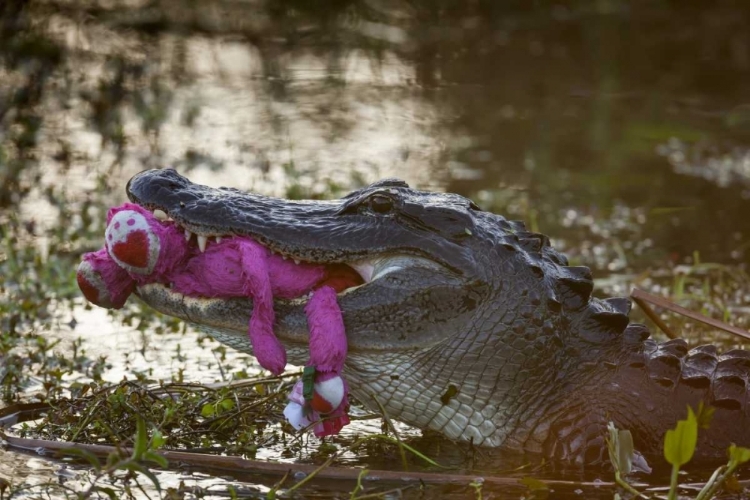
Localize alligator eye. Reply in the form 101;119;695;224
369;194;394;214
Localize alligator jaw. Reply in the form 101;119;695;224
127;169;479;356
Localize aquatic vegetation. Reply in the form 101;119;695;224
608;404;750;500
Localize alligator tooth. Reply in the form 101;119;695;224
282;255;288;260
184;229;192;241
294;259;300;265
216;236;222;244
349;258;378;282
197;235;208;252
153;209;168;221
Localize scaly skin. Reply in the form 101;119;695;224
120;168;750;468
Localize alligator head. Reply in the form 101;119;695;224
126;169;750;467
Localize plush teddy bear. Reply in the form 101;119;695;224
77;203;357;436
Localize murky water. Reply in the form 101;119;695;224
2;1;750;497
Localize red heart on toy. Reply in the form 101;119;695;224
111;230;150;269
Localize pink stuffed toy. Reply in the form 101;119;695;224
77;203;356;436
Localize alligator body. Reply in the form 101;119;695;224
124;169;750;467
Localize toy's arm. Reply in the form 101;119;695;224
77;247;136;309
237;239;287;375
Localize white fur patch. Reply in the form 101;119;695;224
314;376;345;409
283;401;312;431
105;210;160;275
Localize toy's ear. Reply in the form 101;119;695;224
105;210;161;275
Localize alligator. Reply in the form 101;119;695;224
124;168;750;468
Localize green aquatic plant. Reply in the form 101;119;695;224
663;406;699;500
609;402;750;499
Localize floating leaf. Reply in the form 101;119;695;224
520;477;549;499
201;403;216;417
729;445;750;465
520;477;548;492
664;406;698;467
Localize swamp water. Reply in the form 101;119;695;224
1;1;750;498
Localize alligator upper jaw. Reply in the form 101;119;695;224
126;168;479;274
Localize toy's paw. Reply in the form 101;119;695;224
256;353;287;376
105;210;160;275
283;374;350;437
77;260;117;308
77;249;136;309
315;411;350;438
310;374;346;415
248;320;287;375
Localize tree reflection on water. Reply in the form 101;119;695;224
2;0;750;265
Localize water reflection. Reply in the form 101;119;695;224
2;0;750;497
3;1;749;263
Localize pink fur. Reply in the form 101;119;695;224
78;248;135;309
306;286;347;373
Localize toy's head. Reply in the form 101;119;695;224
77;203;192;309
104;203;190;279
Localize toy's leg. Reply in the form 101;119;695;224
238;240;287;375
305;286;347;373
